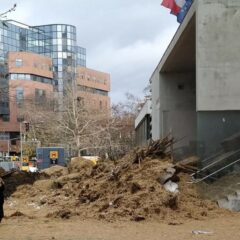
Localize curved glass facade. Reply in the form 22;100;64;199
0;21;51;62
35;24;77;93
0;21;87;95
34;24;86;94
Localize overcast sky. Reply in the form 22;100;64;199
1;0;179;103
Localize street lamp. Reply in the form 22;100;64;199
20;121;28;162
20;122;23;162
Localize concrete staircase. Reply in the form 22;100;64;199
195;164;240;212
193;149;240;183
197;173;240;212
218;190;240;211
192;134;240;211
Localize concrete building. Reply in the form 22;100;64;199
0;20;110;156
151;0;240;158
135;99;152;146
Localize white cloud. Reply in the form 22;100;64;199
88;27;177;102
0;0;179;103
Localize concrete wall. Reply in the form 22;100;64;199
151;70;196;148
195;0;240;156
196;0;240;111
151;70;161;140
197;111;240;157
135;100;152;146
159;72;196;148
135;114;151;146
151;0;240;158
135;99;151;128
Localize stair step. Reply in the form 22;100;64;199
227;194;240;201
218;198;240;211
218;198;231;209
236;190;240;196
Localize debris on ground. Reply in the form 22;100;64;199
0;167;6;176
3;144;230;222
133;137;174;164
192;230;214;235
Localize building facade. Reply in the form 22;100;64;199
0;51;53;154
135;99;152;146
151;0;240;159
76;66;110;112
0;20;110;156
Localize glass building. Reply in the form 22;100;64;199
0;20;110;157
0;20;86;97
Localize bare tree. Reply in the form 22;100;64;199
20;87;144;160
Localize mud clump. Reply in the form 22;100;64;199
46;209;72;219
41;166;68;178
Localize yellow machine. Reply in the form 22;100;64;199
21;156;29;172
11;155;19;161
81;156;99;165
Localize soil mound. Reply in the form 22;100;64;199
41;166;68;178
68;157;95;174
4;171;38;197
4;154;229;222
0;167;6;176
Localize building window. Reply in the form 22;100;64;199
16;87;24;107
35;89;46;104
1;115;9;122
78;85;108;96
0;132;10;140
17;116;24;122
15;58;23;67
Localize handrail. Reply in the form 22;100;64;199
201;150;224;163
192;150;240;177
192;158;240;184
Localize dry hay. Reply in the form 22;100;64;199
4;154;230;223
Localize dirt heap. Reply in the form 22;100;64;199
4;171;39;197
0;167;6;176
4;154;228;223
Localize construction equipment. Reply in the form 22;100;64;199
81;156;99;165
21;156;29;172
29;158;38;173
36;147;65;170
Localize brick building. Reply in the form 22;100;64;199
0;20;110;156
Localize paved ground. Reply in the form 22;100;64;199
0;214;240;240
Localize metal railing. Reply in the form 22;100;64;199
0;161;20;171
192;158;240;184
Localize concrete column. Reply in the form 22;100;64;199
196;0;240;156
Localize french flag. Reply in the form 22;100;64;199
161;0;193;23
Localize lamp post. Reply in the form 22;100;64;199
7;139;10;156
20;122;23;162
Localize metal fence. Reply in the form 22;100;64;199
0;161;20;171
